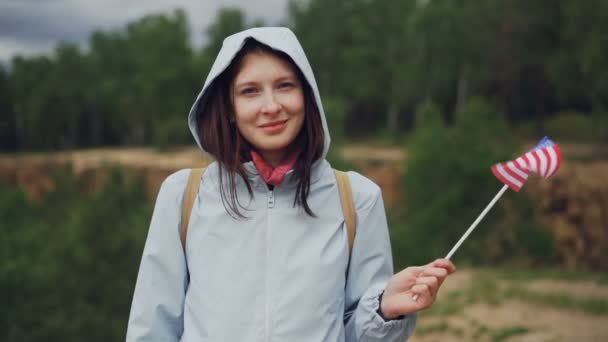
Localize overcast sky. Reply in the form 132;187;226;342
0;0;290;62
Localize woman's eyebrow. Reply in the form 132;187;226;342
275;75;298;82
234;80;258;89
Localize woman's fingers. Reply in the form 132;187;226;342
420;267;448;278
418;267;448;287
415;276;439;298
382;260;458;316
419;259;455;287
410;284;433;306
429;258;456;274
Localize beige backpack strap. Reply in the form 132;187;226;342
334;170;356;258
181;168;205;250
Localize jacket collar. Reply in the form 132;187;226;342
243;158;328;190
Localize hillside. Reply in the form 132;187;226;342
1;143;607;271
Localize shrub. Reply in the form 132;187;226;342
393;98;554;268
322;96;348;144
1;167;151;341
543;112;597;142
152;115;193;150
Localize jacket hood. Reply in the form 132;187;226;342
187;27;331;159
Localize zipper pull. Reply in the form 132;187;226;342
268;189;275;208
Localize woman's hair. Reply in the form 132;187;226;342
197;39;325;218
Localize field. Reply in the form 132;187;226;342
2;145;607;341
412;268;608;341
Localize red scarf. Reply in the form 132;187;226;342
250;149;301;186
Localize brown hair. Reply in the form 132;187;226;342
197;39;325;218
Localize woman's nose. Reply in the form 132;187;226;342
260;92;281;115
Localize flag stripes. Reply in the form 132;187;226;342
491;137;561;191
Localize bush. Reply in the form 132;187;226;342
543;112;597;142
591;109;608;141
392;98;554;268
1;167;151;341
152;115;193;150
322;96;348;144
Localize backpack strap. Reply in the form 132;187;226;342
334;170;357;259
181;168;205;250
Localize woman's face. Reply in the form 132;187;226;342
232;51;305;165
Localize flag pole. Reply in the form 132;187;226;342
445;184;509;259
412;184;509;302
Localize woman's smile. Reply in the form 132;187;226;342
259;119;288;134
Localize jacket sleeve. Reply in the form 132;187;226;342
343;172;417;342
126;170;190;342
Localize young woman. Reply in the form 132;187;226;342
126;27;455;342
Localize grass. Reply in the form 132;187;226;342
415;321;450;335
504;285;608;316
491;326;531;342
470;321;531;341
415;321;464;337
422;291;464;316
415;267;608;340
484;267;608;285
421;267;608;323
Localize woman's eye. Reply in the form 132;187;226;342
241;87;258;95
278;82;295;89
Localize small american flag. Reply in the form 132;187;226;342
491;137;562;192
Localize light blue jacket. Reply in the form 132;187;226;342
126;27;416;342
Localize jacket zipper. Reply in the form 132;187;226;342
265;185;274;340
267;188;275;208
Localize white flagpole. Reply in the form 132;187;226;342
412;184;509;302
445;184;509;259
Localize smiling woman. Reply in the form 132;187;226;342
126;27;455;342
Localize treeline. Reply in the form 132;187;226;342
1;0;607;151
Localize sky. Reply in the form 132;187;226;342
0;0;290;62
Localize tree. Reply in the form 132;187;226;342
204;7;247;58
395;98;525;266
0;65;16;150
89;9;198;146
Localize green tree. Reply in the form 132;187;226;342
9;55;57;149
204;7;247;57
0;65;16;149
395;98;519;267
2;169;151;341
90;9;197;146
549;1;608;112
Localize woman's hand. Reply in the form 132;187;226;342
379;258;456;319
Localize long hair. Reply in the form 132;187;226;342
197;39;325;218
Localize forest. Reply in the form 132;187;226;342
1;0;606;151
2;1;607;341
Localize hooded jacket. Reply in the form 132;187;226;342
126;27;416;342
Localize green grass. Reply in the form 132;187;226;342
485;267;608;285
422;268;608;321
491;326;530;342
415;267;608;340
473;324;490;341
466;273;504;306
504;285;608;316
416;321;464;337
471;323;531;342
421;291;465;316
415;321;449;335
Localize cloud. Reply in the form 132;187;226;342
0;0;289;62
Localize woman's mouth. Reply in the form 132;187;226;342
259;120;288;134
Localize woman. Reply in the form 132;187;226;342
126;27;455;342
